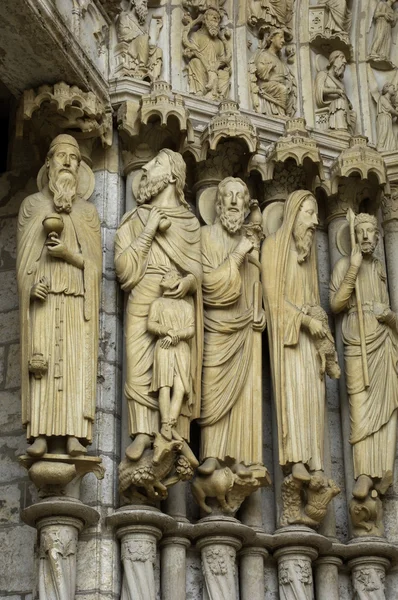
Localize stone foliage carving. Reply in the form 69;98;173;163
39;524;78;600
369;0;398;69
121;535;157;600
262;191;340;523
202;544;236;600
114;0;163;81
352;565;386;600
315;51;356;134
182;4;231;101
278;557;313;600
280;474;340;528
114;149;201;502
249;28;297;118
17;135;102;460
330;212;398;529
195;178;269;515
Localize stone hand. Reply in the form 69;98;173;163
374;302;391;323
350;244;363;269
47;236;70;261
253;310;266;332
236;236;254;257
160;335;173;349
145;207;167;236
166;275;191;299
167;331;180;345
30;278;49;301
307;318;326;339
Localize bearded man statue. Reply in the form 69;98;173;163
17;134;102;457
115;149;203;461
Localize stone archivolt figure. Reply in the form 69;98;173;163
114;149;203;463
249;28;296;118
182;7;231;101
262;192;335;483
17;134;102;458
116;0;163;80
315;50;356;133
248;0;294;41
330;213;398;502
324;0;351;37
369;0;398;63
376;82;398;151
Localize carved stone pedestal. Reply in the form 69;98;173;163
194;516;255;600
107;506;174;600
22;498;100;600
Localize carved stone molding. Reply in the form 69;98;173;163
200;101;258;161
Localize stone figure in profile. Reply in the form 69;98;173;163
330;213;398;504
376;82;398;151
315;50;356;134
262;191;340;526
17;134;102;458
369;0;398;64
194;177;269;515
182;7;231;101
249;28;296;118
114;149;203;464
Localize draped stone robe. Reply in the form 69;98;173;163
330;256;398;479
17;188;102;442
199;221;262;467
114;205;203;441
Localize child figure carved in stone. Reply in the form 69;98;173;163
148;269;195;441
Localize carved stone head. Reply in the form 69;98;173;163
138;149;188;207
354;213;379;255
264;28;285;53
328;50;346;79
292;194;318;264
216;177;250;233
160;269;182;294
45;134;81;214
203;8;221;38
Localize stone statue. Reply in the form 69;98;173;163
196;177;269;515
315;50;356;134
248;0;294;41
182;7;231;101
114;149;203;468
249;28;297;118
376;82;398;152
17;134;102;458
115;0;163;80
369;0;398;64
262;191;339;526
330;213;398;507
323;0;351;37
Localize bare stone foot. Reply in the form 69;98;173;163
292;462;311;482
160;422;172;441
198;457;219;476
27;436;47;457
125;434;151;461
67;437;87;457
353;474;373;500
235;463;253;478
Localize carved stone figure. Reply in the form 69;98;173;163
248;0;294;41
249;28;297;118
376;82;398;151
352;564;386;600
315;50;356;133
324;0;351;37
369;0;398;64
115;0;163;80
350;490;385;537
39;525;78;600
330;213;398;508
262;191;339;526
182;7;231;100
17;134;102;458
114;149;202;497
196;177;269;514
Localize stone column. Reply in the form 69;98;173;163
107;506;174;600
382;191;398;313
160;534;191;600
239;491;268;600
21;498;100;600
314;556;342;600
274;546;318;600
349;556;390;600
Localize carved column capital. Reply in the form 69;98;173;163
382;188;398;225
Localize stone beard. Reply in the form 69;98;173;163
199;178;263;469
262;191;326;473
16;137;102;455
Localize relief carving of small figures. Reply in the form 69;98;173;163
39;525;78;600
115;149;202;504
248;0;294;42
353;566;386;600
368;0;398;69
193;178;270;516
330;212;398;535
182;5;231;101
17;135;102;459
315;50;356;134
375;82;398;151
262;192;340;528
115;0;163;81
279;559;313;600
249;28;297;118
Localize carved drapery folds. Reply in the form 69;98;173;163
309;0;352;57
368;0;398;70
182;0;231;101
